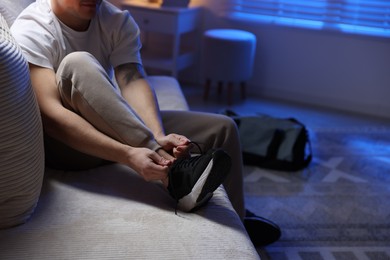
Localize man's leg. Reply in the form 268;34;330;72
161;111;281;247
56;51;161;151
160;110;245;219
162;110;282;244
47;52;162;169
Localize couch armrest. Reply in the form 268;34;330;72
147;76;189;111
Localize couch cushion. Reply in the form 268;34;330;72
148;76;190;111
0;164;260;259
0;14;45;228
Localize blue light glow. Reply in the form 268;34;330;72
230;12;324;30
229;0;390;38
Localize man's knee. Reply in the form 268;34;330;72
60;51;99;74
57;52;107;111
218;114;238;134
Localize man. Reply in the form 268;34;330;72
11;0;281;246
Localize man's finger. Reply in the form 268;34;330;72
155;149;175;164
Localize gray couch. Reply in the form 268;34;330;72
0;0;259;259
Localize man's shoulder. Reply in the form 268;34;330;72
94;1;138;39
10;0;62;70
11;0;55;33
98;1;133;24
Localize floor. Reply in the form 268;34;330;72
181;84;390;260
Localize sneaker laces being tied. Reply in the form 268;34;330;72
188;141;203;155
168;141;204;214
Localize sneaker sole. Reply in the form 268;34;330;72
178;149;231;212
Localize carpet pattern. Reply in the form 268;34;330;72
243;127;390;260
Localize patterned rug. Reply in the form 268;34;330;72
244;126;390;260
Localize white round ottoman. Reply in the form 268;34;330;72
202;29;256;105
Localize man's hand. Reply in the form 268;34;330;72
125;147;172;186
155;134;192;159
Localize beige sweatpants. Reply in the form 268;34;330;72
45;52;245;219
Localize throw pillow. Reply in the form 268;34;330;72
0;14;45;229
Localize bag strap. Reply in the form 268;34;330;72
222;109;239;117
292;126;313;170
302;131;313;167
267;129;285;160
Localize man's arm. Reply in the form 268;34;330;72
115;63;165;139
115;63;191;158
29;64;170;182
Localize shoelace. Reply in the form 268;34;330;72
169;141;204;215
189;141;203;155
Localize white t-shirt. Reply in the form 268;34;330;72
11;0;142;77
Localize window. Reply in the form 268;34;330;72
228;0;390;37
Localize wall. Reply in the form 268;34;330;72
108;0;123;8
188;0;390;119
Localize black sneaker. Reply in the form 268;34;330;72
167;148;231;212
244;210;282;247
